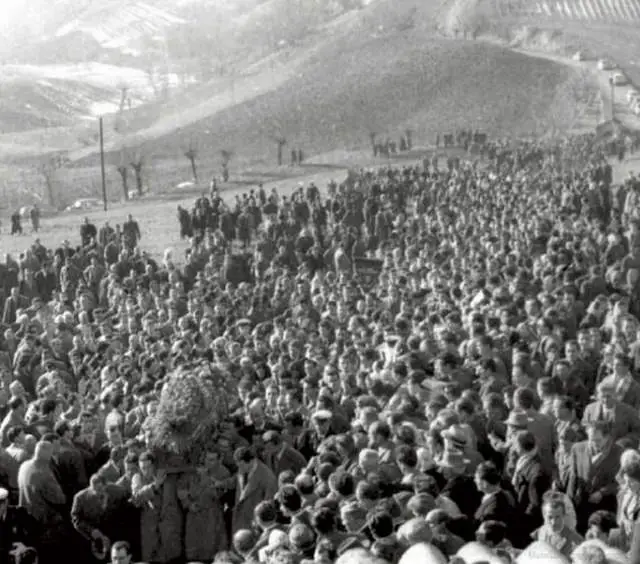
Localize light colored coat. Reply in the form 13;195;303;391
232;460;277;535
18;457;68;546
131;472;183;564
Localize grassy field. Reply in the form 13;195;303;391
0;162;358;261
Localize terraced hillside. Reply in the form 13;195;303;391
55;2;185;49
496;0;640;21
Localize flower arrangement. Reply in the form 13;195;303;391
147;365;230;468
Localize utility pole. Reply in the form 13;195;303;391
99;117;107;211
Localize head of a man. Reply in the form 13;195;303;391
110;541;132;564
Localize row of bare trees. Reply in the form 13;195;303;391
32;129;303;209
116;156;144;201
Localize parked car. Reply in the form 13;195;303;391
175;181;196;190
598;59;616;71
612;73;627;86
65;198;102;212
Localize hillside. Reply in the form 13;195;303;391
0;0;598;165
78;30;580;173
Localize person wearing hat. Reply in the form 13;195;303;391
442;424;484;474
437;449;481;521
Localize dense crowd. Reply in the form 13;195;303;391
0;134;639;564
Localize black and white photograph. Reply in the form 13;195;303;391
0;1;640;563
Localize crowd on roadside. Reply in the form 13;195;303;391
0;132;640;564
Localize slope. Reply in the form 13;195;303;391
73;27;578;171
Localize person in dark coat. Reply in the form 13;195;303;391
71;471;130;561
437;450;482;521
2;287;29;326
122;215;141;251
510;430;551;547
567;420;622;533
11;211;22;236
262;430;307;478
80;217;97;248
0;487;37;564
473;461;516;531
52;423;88;506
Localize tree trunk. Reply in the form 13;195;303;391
132;164;143;196
118;167;129;200
277;142;284;166
189;157;198;183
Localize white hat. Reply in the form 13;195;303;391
313;409;333;421
0;487;9;501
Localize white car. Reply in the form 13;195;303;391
65;198;102;212
598;59;616;71
175;181;196;190
612;73;627;86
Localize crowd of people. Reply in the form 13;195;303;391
0;132;639;564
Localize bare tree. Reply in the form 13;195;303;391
369;131;377;156
185;144;198;183
130;155;144;196
38;153;68;208
115;150;130;200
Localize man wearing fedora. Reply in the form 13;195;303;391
437;449;481;521
442;424;484;474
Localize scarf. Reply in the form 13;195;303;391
512;449;537;488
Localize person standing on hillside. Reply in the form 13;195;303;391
30;206;40;233
11;210;22;236
122;214;141;252
80;217;97;248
